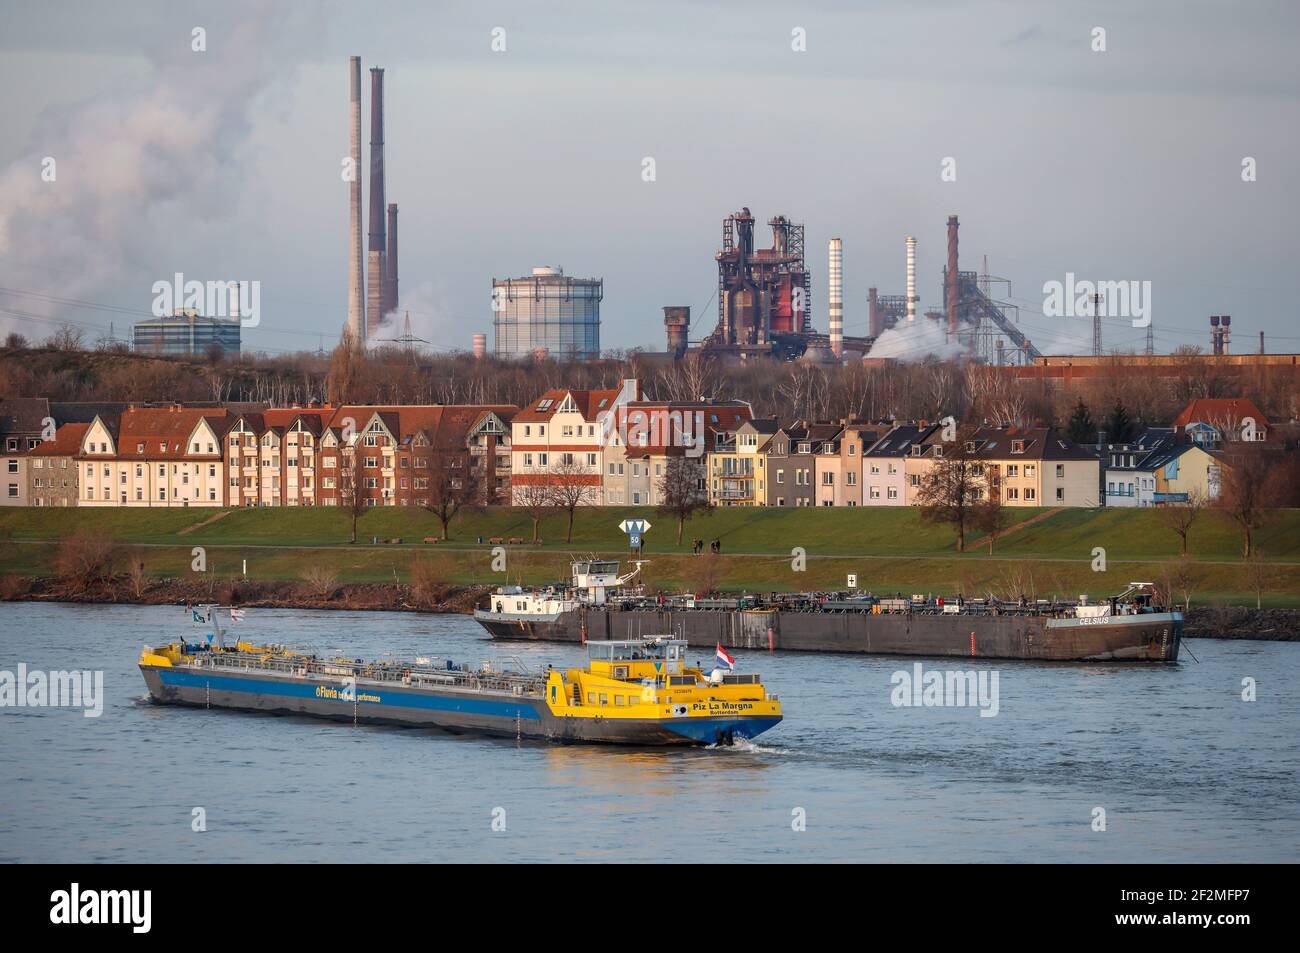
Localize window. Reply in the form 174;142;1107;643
1056;487;1064;501
1056;465;1065;478
821;472;834;486
776;469;784;484
846;472;857;486
587;453;597;466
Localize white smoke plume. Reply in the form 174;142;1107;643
0;2;314;338
867;317;966;362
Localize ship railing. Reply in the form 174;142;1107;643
190;651;547;695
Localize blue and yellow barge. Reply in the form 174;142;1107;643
139;611;782;746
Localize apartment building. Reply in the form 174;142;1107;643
709;419;777;507
812;423;881;507
510;380;639;506
22;422;87;506
78;406;229;507
317;405;517;508
863;424;936;506
604;400;751;506
971;427;1101;507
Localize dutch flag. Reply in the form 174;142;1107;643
715;644;735;671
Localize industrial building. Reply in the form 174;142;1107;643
493;267;602;360
133;310;240;357
667;209;1044;366
343;56;401;346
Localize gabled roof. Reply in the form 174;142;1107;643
326;405;519;451
865;423;938;457
113;407;231;459
965;426;1098;462
1173;398;1268;430
618;401;753;457
0;397;50;436
514;387;625;423
22;422;88;457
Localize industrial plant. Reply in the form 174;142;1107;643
492;266;603;361
344;56;401;347
662;209;1046;366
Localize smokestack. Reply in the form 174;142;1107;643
828;238;843;357
663;306;690;359
1210;315;1221;355
346;56;365;345
945;215;959;341
473;333;487;359
905;237;917;322
1221;315;1231;355
868;287;881;338
366;67;387;332
1260;330;1266;355
385;203;399;315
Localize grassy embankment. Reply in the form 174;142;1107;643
1;506;1298;607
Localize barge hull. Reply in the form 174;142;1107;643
474;608;1181;662
140;666;776;746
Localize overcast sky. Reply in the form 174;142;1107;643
1;0;1297;358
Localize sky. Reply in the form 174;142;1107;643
0;0;1297;359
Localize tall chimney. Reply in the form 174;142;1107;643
1260;330;1265;355
385;203;399;315
828;238;843;357
366;67;387;332
905;237;917;322
1221;315;1231;355
868;287;881;338
945;215;959;341
1210;315;1220;355
346;56;365;345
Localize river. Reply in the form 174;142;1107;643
1;602;1297;862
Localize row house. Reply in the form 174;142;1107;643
604;400;751;506
19;423;87;506
226;407;336;507
316;405;517;508
78;406;229;507
862;424;937;505
765;422;841;507
708;418;778;507
509;380;640;506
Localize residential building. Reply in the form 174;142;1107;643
604;400;751;507
78;406;230;507
509;380;639;506
970;427;1101;507
813;422;881;507
763;422;838;507
23;423;87;506
0;397;51;454
318;405;517;508
709;418;778;507
1103;428;1177;507
1173;398;1269;448
863;424;936;506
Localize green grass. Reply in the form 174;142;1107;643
1;505;1296;562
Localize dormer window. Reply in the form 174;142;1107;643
1011;439;1025;453
934;446;944;458
158;443;166;453
965;441;976;453
137;443;145;453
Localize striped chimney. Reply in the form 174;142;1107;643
828;238;843;357
905;236;917;322
346;56;365;345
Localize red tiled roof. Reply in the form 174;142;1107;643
514;388;624;423
1172;398;1268;430
113;407;231;459
327;405;517;450
23;423;88;457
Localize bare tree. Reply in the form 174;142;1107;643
1217;449;1278;557
54;532;120;594
656;456;711;545
548;457;598;543
972;494;1009;554
916;433;984;553
513;479;555;544
338;444;368;544
423;449;479;541
300;565;338;600
1155;489;1205;556
1244;549;1269;610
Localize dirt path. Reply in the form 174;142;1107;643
178;510;234;535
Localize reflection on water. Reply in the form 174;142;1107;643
1;602;1297;862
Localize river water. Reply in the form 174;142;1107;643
1;602;1297;863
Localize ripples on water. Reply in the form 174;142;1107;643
1;603;1297;862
